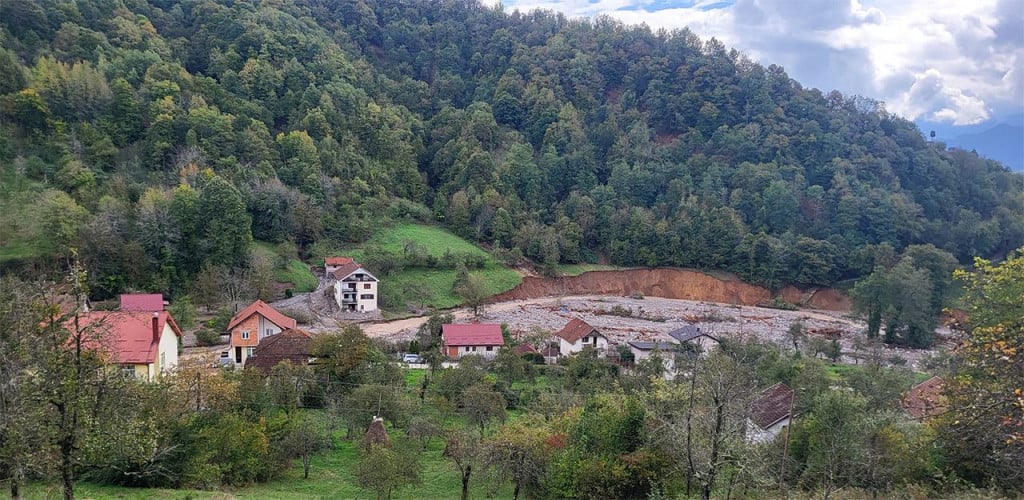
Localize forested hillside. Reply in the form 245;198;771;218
1;0;1022;299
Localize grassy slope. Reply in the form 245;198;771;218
253;242;319;293
334;223;522;310
553;263;628;276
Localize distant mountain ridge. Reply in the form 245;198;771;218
948;122;1024;172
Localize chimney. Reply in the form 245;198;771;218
152;312;160;342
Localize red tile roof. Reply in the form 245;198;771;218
442;323;504;347
555;318;603;344
514;344;539;355
749;382;795;430
119;293;165;311
227;300;297;331
903;376;945;420
75;311;182;364
245;328;314;373
325;256;354;267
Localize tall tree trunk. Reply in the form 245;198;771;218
461;465;471;500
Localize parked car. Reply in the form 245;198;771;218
402;353;423;364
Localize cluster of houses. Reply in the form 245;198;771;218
73;253;948;444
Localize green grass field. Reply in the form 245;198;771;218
331;224;522;310
254;242;319;293
24;409;510;500
553;263;627;276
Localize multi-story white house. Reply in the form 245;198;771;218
327;257;379;312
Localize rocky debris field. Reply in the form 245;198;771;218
369;295;948;369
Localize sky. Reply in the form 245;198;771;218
491;0;1024;129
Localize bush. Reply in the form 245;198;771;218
168;295;197;328
522;351;545;364
279;307;313;325
765;296;799;310
284;288;293;299
206;307;234;333
194;328;221;347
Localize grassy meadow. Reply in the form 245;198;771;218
326;223;522;311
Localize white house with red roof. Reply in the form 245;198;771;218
327;256;379;313
555;318;609;355
747;382;795;444
227;300;297;365
76;310;182;381
441;323;504;359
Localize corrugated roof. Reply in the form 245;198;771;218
749;382;794;430
119;294;165;311
227;300;297;331
556;318;603;344
74;311;181;364
442;323;504;346
245;328;314;373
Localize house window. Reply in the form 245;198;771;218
246;347;255;357
241;330;250;340
120;366;136;378
361;294;374;300
486;346;493;351
160;352;166;369
464;346;471;352
266;328;273;337
364;283;371;289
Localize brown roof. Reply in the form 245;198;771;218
331;262;378;281
555;318;604;344
515;344;539;355
903;376;945;420
749;383;794;430
325;256;354;267
245;328;314;373
227;300;297;331
442;323;504;346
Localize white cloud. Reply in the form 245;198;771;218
497;0;1024;125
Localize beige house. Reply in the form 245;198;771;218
555;318;609;355
627;341;678;375
329;257;379;312
76;310;182;381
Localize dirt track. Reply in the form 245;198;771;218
488;269;852;311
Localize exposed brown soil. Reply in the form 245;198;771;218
488;269;851;312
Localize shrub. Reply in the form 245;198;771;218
168;295;197;328
279;307;313;325
284;288;293;299
206;307;234;333
194;328;221;347
522;352;545;364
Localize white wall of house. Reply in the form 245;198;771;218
454;344;500;359
257;315;285;341
559;334;608;355
334;271;378;312
629;346;676;374
157;322;179;375
746;417;791;444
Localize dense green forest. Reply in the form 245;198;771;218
1;0;1022;300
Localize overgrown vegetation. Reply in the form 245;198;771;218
0;0;1020;318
